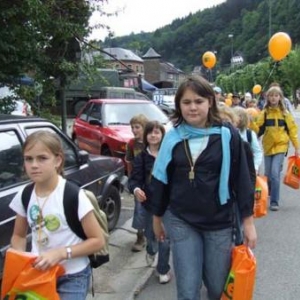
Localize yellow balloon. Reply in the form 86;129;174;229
252;84;262;94
202;51;217;69
268;32;292;61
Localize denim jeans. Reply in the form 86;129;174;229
144;210;171;275
57;264;91;300
164;210;232;300
264;153;285;206
132;197;147;230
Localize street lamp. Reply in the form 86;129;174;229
228;34;234;65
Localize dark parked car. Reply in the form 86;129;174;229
72;98;171;160
0;114;127;277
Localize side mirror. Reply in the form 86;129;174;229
78;150;89;165
89;119;102;126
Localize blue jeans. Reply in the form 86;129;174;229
264;153;285;206
164;210;232;300
132;198;147;230
144;210;171;275
57;264;91;300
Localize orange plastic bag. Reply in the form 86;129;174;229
253;175;268;218
221;245;256;300
283;156;300;189
1;249;65;300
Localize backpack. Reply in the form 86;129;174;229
258;110;289;137
21;180;109;268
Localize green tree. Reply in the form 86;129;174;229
0;0;108;131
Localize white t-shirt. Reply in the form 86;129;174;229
9;176;93;274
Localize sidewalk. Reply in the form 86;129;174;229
86;218;155;300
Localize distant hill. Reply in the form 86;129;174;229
102;0;300;72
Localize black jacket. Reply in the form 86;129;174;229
128;149;155;212
150;126;255;231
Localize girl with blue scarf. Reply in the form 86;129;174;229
150;75;257;300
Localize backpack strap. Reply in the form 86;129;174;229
246;129;252;144
63;180;86;240
21;183;35;212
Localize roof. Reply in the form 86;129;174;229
160;62;183;74
102;48;143;63
142;48;161;59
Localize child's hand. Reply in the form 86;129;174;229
33;248;65;271
134;188;147;202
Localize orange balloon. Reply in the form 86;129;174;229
202;51;217;69
268;32;292;61
252;84;262;94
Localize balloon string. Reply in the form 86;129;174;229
262;61;278;91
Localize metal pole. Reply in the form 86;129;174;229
268;0;272;39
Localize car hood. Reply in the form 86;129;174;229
105;125;133;142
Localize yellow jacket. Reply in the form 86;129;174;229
249;107;299;156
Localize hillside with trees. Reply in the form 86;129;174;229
103;0;300;72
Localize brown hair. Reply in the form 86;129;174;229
129;114;148;128
143;121;165;148
23;130;65;176
172;75;222;127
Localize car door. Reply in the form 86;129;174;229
74;102;105;154
0;126;29;273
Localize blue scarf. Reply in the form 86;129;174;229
152;123;231;205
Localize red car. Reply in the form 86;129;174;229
72;98;170;159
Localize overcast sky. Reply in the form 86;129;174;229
89;0;226;40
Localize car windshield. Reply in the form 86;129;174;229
103;102;169;125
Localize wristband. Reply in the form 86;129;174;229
66;247;72;260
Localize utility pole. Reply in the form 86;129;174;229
268;0;272;39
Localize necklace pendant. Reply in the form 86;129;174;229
189;170;195;180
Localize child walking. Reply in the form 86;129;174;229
128;121;171;284
125;114;148;252
9;130;105;300
233;106;263;173
250;86;299;211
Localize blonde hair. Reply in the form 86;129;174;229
265;86;286;113
233;106;249;131
129;114;148;128
23;130;65;176
218;105;238;125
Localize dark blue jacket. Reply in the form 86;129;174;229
149;127;254;231
128;149;155;212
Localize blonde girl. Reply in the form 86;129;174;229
9;130;105;300
250;86;299;211
233;106;263;173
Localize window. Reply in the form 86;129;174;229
79;103;93;121
89;103;102;121
0;130;27;188
26;127;78;169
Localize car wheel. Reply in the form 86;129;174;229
100;185;121;231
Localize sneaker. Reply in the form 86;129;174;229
146;253;155;267
270;204;279;211
159;272;171;284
